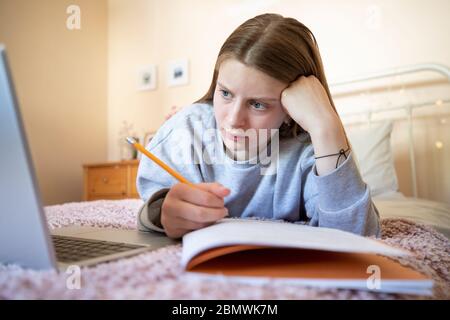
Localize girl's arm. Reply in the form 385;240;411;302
136;104;230;238
282;75;380;236
301;146;381;237
281;75;351;175
308;117;349;176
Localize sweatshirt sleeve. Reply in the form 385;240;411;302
136;107;206;233
137;188;169;233
135;130;175;233
301;147;381;237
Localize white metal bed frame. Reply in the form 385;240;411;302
329;63;450;198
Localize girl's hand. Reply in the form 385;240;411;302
281;75;349;175
280;75;340;135
161;182;230;239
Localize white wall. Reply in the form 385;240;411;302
3;0;447;205
107;0;450;203
107;0;450;158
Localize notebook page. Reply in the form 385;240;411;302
181;218;409;268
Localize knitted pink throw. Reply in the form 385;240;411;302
0;199;448;299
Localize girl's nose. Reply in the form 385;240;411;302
227;100;247;128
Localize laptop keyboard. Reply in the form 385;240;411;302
52;235;146;263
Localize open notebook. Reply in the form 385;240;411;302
181;219;433;295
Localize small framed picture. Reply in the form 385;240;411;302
137;65;157;91
167;59;189;87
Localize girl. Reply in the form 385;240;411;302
136;13;380;239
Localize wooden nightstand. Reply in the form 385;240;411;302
83;160;140;201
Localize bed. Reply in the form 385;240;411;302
0;198;448;299
343;119;450;240
373;192;450;240
1;64;449;300
333;63;450;241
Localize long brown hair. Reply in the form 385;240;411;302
196;13;337;139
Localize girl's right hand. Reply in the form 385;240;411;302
161;182;231;239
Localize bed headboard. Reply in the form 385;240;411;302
328;63;450;201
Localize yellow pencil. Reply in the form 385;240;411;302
126;137;196;188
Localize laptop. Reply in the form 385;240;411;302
0;45;177;271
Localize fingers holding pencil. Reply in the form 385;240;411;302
162;182;231;239
126;137;232;239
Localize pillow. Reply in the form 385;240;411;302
345;121;399;197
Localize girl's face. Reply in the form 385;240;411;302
213;58;289;160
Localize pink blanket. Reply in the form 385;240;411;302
0;199;449;299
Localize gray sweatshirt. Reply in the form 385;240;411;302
136;103;380;237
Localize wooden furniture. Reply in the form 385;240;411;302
83;160;140;201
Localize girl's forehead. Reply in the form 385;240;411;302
218;59;266;79
217;59;286;97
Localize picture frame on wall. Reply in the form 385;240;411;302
167;59;189;87
137;65;157;91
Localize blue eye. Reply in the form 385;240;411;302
220;89;231;99
251;101;267;110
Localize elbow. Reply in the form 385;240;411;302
313;201;381;238
365;202;381;238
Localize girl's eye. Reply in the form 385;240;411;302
251;101;267;111
220;89;231;99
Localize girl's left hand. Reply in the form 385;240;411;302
280;75;340;135
281;75;350;175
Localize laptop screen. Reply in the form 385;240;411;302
0;45;57;270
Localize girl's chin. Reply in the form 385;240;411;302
223;140;246;152
220;130;271;155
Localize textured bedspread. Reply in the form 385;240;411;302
0;199;449;299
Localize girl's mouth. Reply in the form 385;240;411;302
222;129;246;142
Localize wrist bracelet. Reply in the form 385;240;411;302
314;147;351;169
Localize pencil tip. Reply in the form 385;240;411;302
126;137;136;145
